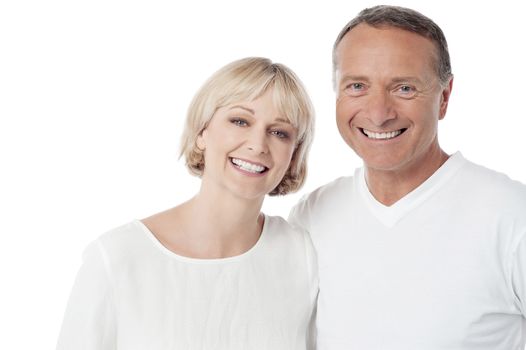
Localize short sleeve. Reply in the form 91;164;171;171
288;195;312;233
56;240;116;350
511;232;526;317
297;210;319;350
305;231;318;350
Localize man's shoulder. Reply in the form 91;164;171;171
289;175;356;226
460;157;526;209
297;175;354;207
463;158;526;191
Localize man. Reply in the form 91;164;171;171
290;5;526;350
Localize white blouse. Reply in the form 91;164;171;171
57;215;318;350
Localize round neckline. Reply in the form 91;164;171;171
134;214;269;264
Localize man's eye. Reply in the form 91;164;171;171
393;84;418;98
343;82;367;96
347;83;364;90
396;85;417;95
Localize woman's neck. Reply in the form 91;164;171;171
143;184;264;259
191;185;264;239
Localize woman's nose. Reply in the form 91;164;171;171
246;129;269;154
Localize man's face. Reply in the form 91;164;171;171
334;24;452;173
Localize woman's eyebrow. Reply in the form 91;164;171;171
228;105;254;114
228;106;291;124
274;118;292;124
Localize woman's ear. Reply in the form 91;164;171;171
196;129;207;151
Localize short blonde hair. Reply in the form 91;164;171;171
180;57;315;196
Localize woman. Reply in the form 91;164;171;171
57;57;318;349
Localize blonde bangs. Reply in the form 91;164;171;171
180;57;315;195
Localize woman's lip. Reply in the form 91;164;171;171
229;157;270;176
229;157;269;169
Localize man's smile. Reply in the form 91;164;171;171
360;128;407;140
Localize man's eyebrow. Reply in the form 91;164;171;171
228;105;255;114
391;77;423;84
339;75;370;84
338;75;425;87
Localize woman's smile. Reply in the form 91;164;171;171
230;157;269;175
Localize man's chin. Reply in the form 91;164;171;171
362;156;407;173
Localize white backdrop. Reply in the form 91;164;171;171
1;0;525;348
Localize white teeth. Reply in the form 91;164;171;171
231;158;266;173
362;129;402;140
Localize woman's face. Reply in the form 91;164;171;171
197;89;297;201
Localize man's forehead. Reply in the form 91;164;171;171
335;24;439;77
337;24;435;53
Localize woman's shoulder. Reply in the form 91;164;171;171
84;220;155;267
264;214;306;237
261;214;318;286
262;214;314;253
97;220;146;248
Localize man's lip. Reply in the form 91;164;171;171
358;127;408;140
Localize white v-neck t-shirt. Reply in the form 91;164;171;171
57;215;318;350
289;152;526;350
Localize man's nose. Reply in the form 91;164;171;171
365;91;397;127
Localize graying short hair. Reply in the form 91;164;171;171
333;5;452;85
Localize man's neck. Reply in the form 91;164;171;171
365;147;449;206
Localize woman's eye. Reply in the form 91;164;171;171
231;118;248;127
270;130;289;139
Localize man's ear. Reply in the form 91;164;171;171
439;76;454;120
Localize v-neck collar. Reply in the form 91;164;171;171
356;152;466;228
